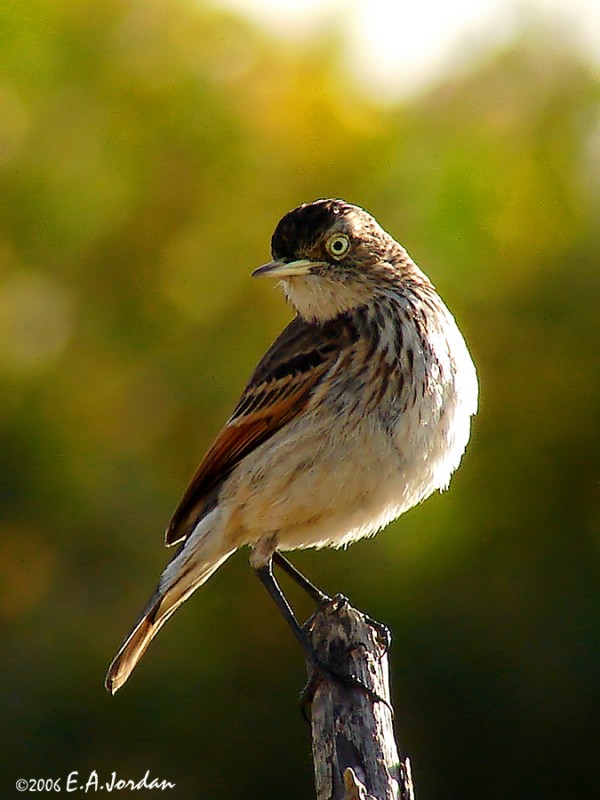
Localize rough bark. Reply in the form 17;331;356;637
303;594;415;800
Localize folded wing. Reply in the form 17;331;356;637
165;313;360;546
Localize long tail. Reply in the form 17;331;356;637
105;510;234;695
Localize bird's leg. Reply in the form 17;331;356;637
254;557;392;721
254;558;313;655
272;551;331;605
272;552;390;657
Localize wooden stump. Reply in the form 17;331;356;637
303;595;415;800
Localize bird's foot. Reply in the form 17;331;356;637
361;614;392;657
299;655;393;722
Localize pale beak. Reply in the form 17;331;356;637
252;258;314;279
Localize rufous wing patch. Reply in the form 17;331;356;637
165;314;360;546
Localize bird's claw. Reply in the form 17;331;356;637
300;657;393;723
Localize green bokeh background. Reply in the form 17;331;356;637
1;2;599;798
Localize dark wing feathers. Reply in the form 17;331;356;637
165;314;359;546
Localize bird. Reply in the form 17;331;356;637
105;198;478;695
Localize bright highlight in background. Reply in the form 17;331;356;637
215;0;600;99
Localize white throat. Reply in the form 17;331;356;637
281;275;372;323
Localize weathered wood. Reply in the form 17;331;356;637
303;594;415;800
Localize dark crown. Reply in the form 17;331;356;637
271;199;357;261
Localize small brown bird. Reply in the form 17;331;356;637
106;198;478;694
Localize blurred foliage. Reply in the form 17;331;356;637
1;1;599;799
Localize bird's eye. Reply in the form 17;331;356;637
326;233;350;260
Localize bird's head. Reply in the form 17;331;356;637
253;199;411;323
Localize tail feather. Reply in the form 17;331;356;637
105;513;234;694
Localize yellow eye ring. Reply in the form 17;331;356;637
326;233;350;260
